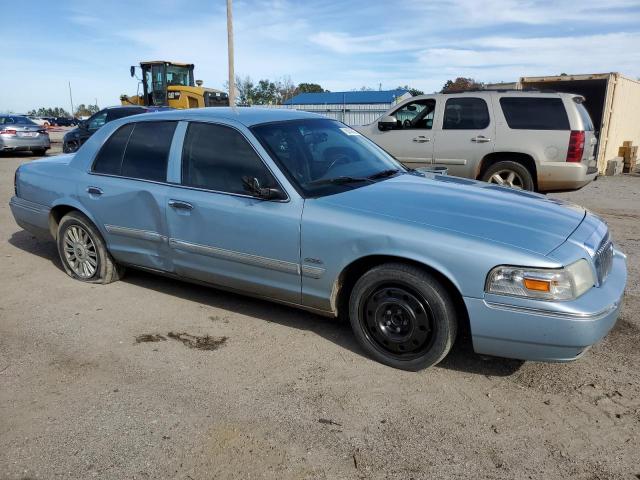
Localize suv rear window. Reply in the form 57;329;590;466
499;97;570;130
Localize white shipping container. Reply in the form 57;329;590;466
520;73;640;173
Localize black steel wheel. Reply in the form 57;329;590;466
349;263;457;371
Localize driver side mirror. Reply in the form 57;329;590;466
130;65;136;77
242;176;286;201
378;115;397;131
78;120;88;130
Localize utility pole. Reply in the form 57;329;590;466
226;0;236;106
68;81;75;116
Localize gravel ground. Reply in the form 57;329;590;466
0;151;638;479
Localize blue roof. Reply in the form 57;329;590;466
284;89;409;105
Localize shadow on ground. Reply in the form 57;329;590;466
8;230;523;377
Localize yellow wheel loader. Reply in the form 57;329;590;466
120;61;229;109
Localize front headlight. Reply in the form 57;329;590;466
486;259;595;301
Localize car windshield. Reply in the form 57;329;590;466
0;116;37;125
251;118;405;197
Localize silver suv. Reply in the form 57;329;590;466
354;91;598;191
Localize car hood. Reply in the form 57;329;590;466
64;127;81;140
318;173;585;256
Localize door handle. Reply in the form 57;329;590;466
87;186;103;196
168;199;193;210
412;136;431;143
471;136;491;143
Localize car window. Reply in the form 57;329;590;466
120;121;177;182
391;99;436;130
107;108;145;122
181;122;277;195
92;124;135;175
252;118;404;197
88;111;108;131
499;97;570;130
443;97;490;130
575;102;594;131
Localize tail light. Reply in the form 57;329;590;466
0;129;17;135
566;130;585;163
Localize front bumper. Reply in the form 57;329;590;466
465;250;626;362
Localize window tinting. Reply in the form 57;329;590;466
107;108;145;122
443;97;490;130
121;121;176;181
92;124;134;175
499;97;570;130
182;122;276;195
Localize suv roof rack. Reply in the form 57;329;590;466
440;88;561;94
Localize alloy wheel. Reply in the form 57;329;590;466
487;169;525;189
63;225;98;278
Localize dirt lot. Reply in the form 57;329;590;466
0;149;639;479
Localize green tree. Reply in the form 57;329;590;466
27;107;71;117
441;77;483;93
296;83;325;94
397;85;424;96
75;104;99;117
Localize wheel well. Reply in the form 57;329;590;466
478;152;537;188
49;205;79;239
334;255;470;335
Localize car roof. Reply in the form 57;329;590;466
120;107;324;127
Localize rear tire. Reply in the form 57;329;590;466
481;160;535;191
31;148;47;156
348;263;457;371
56;211;124;284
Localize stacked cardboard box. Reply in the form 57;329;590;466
618;141;638;173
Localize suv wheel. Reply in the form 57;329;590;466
481;161;535;191
348;263;457;371
56;211;124;284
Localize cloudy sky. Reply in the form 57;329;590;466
2;0;639;112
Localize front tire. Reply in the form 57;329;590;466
481;160;535;191
56;211;124;284
348;263;457;371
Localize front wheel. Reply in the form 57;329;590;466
348;263;457;371
63;141;79;153
57;211;124;284
481;161;535;191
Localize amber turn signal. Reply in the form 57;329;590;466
523;278;551;292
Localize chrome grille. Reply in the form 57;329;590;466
594;233;613;285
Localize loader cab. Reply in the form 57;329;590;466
137;61;195;107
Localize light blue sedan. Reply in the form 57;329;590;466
9;108;626;370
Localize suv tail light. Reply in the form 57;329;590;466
566;130;585;163
0;129;17;135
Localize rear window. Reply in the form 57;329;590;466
499;97;570;130
575;102;594;131
121;121;177;181
92;121;176;181
92;124;134;175
0;116;36;125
